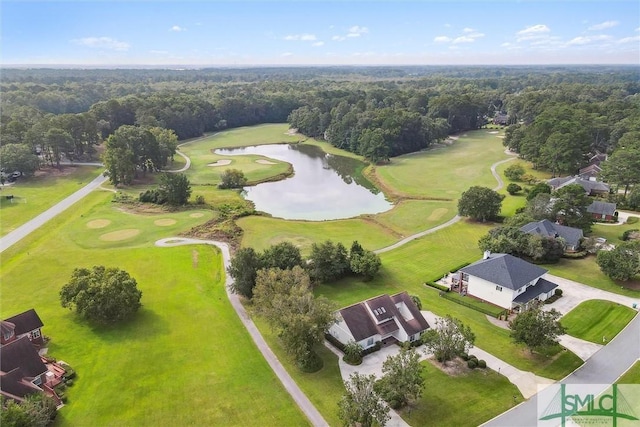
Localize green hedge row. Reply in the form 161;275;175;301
425;281;450;292
439;291;505;318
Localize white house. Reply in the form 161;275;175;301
456;252;559;311
328;292;429;350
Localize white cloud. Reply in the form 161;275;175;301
444;23;451;28
588;21;619;31
170;25;186;32
462;27;475;33
348;26;369;37
284;33;317;41
312;41;324;47
332;35;346;41
516;24;551;41
566;35;612;45
71;37;130;51
281;52;293;57
617;35;640;44
452;36;475;44
636;27;640;32
434;36;452;43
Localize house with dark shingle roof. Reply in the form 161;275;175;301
328;292;429;349
547;176;610;196
2;309;44;345
456;252;559;310
587;201;617;222
520;219;584;251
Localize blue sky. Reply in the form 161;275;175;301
2;1;639;66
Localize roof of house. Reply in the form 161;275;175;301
3;309;43;336
0;368;43;401
547;176;610;194
579;164;602;177
513;278;558;304
520;219;584;248
587;201;617;216
459;253;548;291
0;336;47;379
338;292;429;342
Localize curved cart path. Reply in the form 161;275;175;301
155;237;328;427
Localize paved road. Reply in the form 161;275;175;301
156;238;328;427
0;172;108;253
483;313;640;427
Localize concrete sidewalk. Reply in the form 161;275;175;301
557;334;602;361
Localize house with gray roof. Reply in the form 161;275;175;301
328;292;429;349
520;219;584;251
456;252;559;310
587;201;617;222
547;176;610;196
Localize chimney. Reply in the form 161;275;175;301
483;250;491;260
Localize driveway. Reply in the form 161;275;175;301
542;273;639;315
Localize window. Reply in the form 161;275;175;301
367;337;374;346
495;285;503;292
31;329;41;339
3;331;12;341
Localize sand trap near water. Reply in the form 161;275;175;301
208;159;232;167
87;219;111;229
154;218;177;226
256;159;277;165
427;208;449;221
488;131;499;134
189;212;205;218
100;229;141;241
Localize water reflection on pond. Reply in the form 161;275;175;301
215;144;393;220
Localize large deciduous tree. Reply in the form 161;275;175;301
227;247;262;299
218;169;247;189
0;144;40;176
103;125;164;186
457;186;504;222
261;241;303;271
375;348;425;409
307;240;350;283
349;250;382;281
600;133;640;196
253;266;335;371
509;305;565;350
596;242;640;281
552;184;593;232
338;373;390;427
60;266;142;324
158;172;191;205
422;315;475;364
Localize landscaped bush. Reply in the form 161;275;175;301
426;281;449;292
477;359;487;369
460;353;470;361
325;333;346;352
467;359;478;369
622;229;640;241
139;189;168;204
506;183;522;195
555;289;563;297
363;341;382;356
469;355;478;363
562;251;588;259
627;217;639;225
195;195;206;205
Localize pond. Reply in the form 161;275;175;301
215;144;393;220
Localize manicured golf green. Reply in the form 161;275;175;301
400;359;521;427
0;195;308;426
0;166;102;236
561;300;637;344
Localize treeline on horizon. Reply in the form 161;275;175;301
1;65;639;177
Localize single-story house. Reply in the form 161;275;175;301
2;309;44;346
328;292;430;350
493;113;509;126
587;201;617;222
520;219;584;251
456;252;559;311
578;164;603;181
547;176;610;196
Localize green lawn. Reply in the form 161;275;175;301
1;194;308;426
617;361;640;384
546;256;640;298
373;130;510;200
561;300;637;344
317;221;583;380
400;359;521;427
372;199;457;237
592;222;640;246
0;166;102;236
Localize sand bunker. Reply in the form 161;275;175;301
256;159;277;165
87;219;111;229
154;219;177;226
189;212;205;218
207;159;232;167
427;208;448;221
99;229;141;241
488;131;499;134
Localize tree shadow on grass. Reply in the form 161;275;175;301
86;308;171;344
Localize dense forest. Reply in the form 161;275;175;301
1;66;639;188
